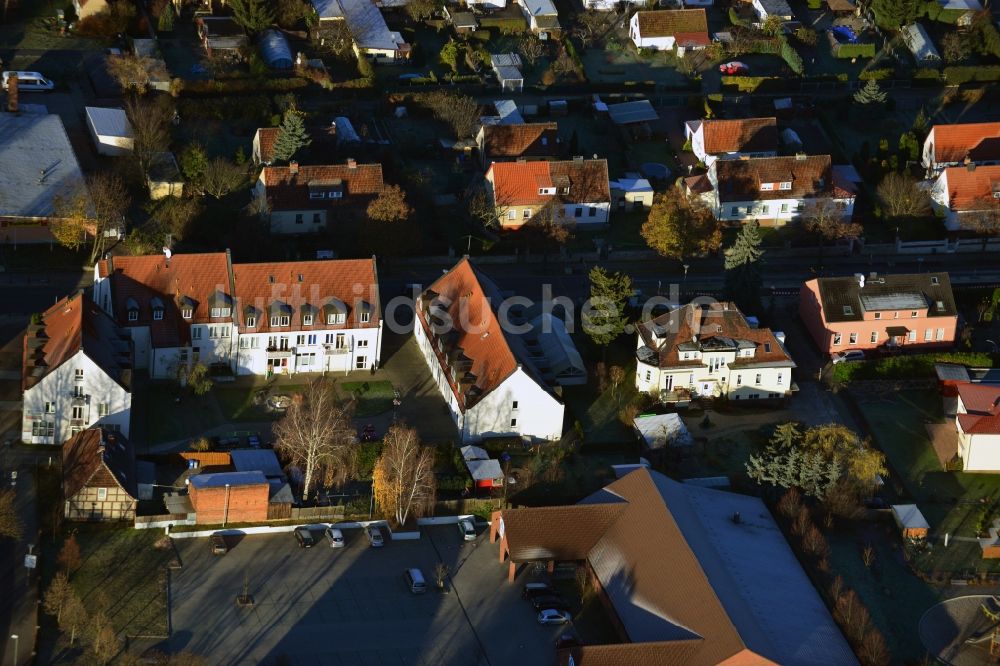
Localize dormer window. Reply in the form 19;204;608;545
931;277;939;285
126;297;139;322
843;305;853;315
874;312;881;320
270;315;290;327
303;314;314;326
210;306;231;318
181;307;193;319
153;308;164;321
150;296;164;321
128;309;138;322
361;312;371;323
764;342;771;353
327;313;345;325
779;181;792;190
309;192;325;199
246;316;256;328
538;187;556;196
760;183;774;191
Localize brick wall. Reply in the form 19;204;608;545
189;482;269;524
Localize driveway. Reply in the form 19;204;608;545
166;525;565;665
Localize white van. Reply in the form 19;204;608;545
2;71;55;91
404;568;427;594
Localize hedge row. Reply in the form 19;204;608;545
912;66;1000;84
834;43;876;59
829;352;997;383
859;67;893;80
478;16;526;33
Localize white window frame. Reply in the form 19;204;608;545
246;316;256;328
128;309;138;322
303;314;314;326
849;333;857;344
924;329;932;341
361;312;371;324
779;182;792;190
760;183;774;191
870;331;878;343
97;487;108;501
833;333;842;346
75;368;84;381
181;307;193;319
936;328;945;341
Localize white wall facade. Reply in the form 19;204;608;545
558;201;610;225
235;324;382;376
959;429;1000;471
714;196;855;224
22;351;131;444
588;0;642;9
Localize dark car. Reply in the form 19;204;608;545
210;534;228;555
522;583;554;600
294;527;316;548
532;595;569;612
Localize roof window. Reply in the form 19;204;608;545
843;305;853;315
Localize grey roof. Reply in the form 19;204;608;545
268;479;294;503
340;0;401;51
521;0;558;16
633;413;693;449
230;449;284;478
466;458;504;481
189;471;267;489
607;100;659;126
165;492;194;514
260;29;293;69
0;113;87;219
311;0;344;19
935;363;970;382
902;23;940;61
460;445;490;461
815;272;956;322
490;53;523;68
892;504;930;530
494;99;524;124
756;0;793;15
85;107;132;139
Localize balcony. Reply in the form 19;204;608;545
266;347;293;359
324;345;349;355
70;394;89;405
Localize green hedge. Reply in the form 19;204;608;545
180;77;311;95
728;7;750;28
829;352;997;383
859;67;893;80
943;65;1000;84
479;16;526;33
780;38;803;74
834;43;876;59
721;75;777;92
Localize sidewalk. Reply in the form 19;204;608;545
0;455;40;666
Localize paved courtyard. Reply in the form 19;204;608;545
167;524;569;665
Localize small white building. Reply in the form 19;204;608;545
611;174;654;211
752;0;793;21
514;0;560;37
634;302;796;401
955;383;1000;472
22;293;132;445
584;0;643;9
929;164;1000;231
902;23;940;66
633;413;693;449
85;107;134;157
684;117;779;167
490;54;524;93
629;9;710;55
413;258;567;443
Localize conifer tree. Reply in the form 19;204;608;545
271;111;312;164
723;219;764;315
853;78;887;105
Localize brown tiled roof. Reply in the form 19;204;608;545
956;383;1000;434
62;428;137;499
684;174;713;194
714;155;841;202
232;258;380;334
488;159;610;206
501;504;627;561
481;122;560;161
941;165;1000;211
636;303;793;370
23;292;131;392
701;118;778;155
809;272;956;323
261;162;384;211
98;252;232;348
931;122;1000;164
635;9;708;38
416;258;519;411
254;125;339;165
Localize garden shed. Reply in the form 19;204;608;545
460;445;504;489
147;151;184;200
891;504;930;539
260;29;293;70
490;54;524;93
85;106;134;156
902;23;940;66
633;413;693;450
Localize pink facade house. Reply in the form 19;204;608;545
799;272;958;358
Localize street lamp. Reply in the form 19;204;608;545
10;634;18;666
682;264;690;282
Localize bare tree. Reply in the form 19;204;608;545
372;423;436;526
573;12;606;49
876;172;931;219
802;199;862;266
0;488;22;540
43;572;74;623
466;187;507;229
125;95;173;179
92;612;119;665
965;197;1000;251
424;90;480;139
50;173;130;263
518;36;546;67
273;380;358;502
61;591;87;645
200;157;247;199
58;532;82;573
106;54;154;93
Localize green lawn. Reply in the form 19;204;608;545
140;383;221;445
851;389;1000;572
340;380;395;418
61;525;176;637
562;371;638;446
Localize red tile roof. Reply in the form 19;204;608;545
480;122;560;161
714;155;847;202
701;118;778;155
98;252;233;348
941;165;1000;212
931;122;1000;164
635;9;708;39
261;162;384;211
254;125;338;165
488;159;610;206
62;428;136;499
416;258;519;412
232;258;380;334
957;382;1000;434
637;302;793;370
23;292;131;392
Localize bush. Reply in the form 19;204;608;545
728;7;750;28
721;75;780;92
834;43;876;59
829;352;997;383
859;68;893;80
780;38;804;74
479;16;526;33
470;29;492;42
943;65;1000;84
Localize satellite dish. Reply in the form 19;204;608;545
163;247;172;259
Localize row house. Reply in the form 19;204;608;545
634;302;796;402
693;154;856;226
929;163;1000;232
22;293;132;445
254;159;384;235
684;117;778;167
92;251;382;379
629;9;711;56
799;272;958;358
62;427;138;521
413;258;568;443
485;158;611;229
921;121;1000;176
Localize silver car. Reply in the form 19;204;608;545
458;519;476;541
538;608;572;625
366;525;384;548
325;527;345;548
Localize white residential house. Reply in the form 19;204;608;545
921;122;1000;176
485;158;611;229
414;258;572;443
696;154;856;226
684;117;779;167
929;164;1000;231
955;383;1000;471
751;0;793;21
514;0;561;37
635;302;796;401
93;251;382;378
22;293;132;445
629;9;711;55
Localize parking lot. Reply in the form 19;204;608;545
168;524;571;665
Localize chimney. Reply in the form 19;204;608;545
967;160;977;172
572;155;584;163
6;74;17;114
346;158;357;169
795;153;807;161
289;160;299;175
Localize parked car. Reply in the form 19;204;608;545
555;634;580;649
404;567;427;594
294;527;316;548
210;534;228;555
457;518;476;541
366;525;384;548
325;527;345;548
532;595;570;612
832;349;866;364
538;608;572;625
718;61;750;75
522;582;554;600
2;71;55;91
